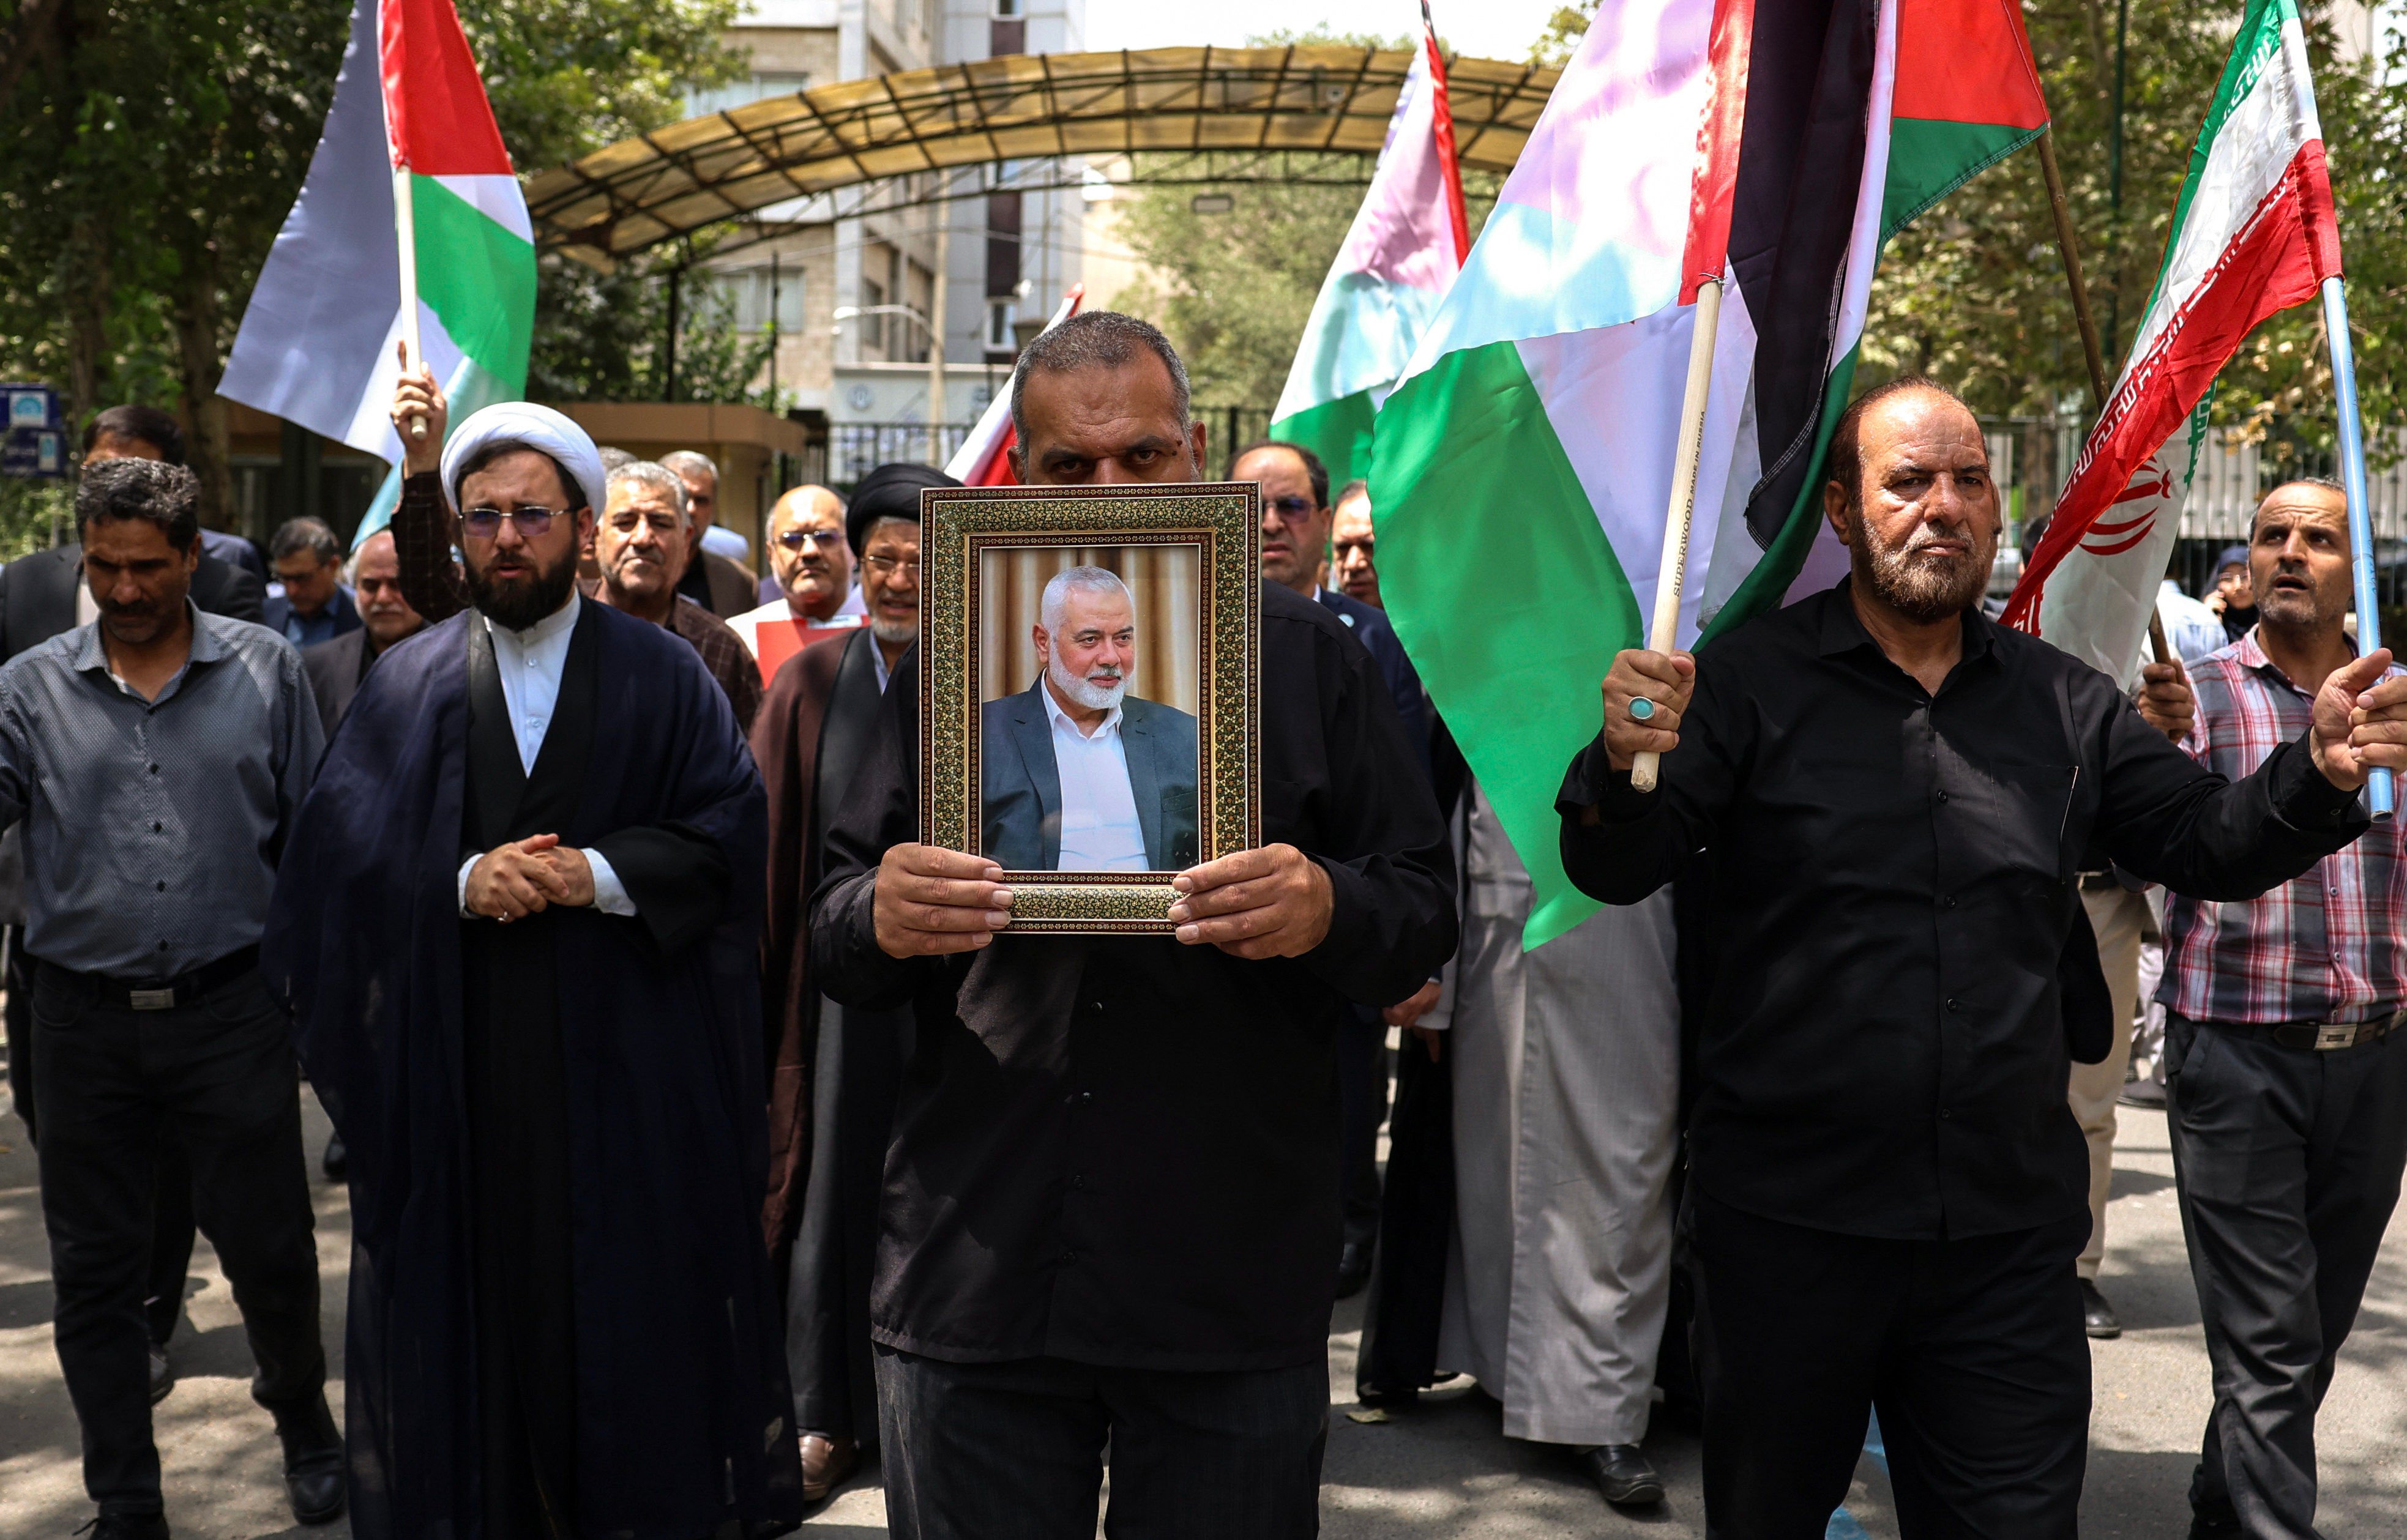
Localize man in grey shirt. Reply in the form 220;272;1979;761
2;459;339;1539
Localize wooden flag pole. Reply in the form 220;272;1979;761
393;168;427;445
2036;128;2110;412
2321;273;2393;819
1630;275;1725;793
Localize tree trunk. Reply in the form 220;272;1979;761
0;0;70;118
170;232;235;532
63;212;110;425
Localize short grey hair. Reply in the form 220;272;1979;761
269;516;342;565
1040;565;1134;633
1010;311;1192;448
607;459;690;521
597;447;636;472
1334;478;1370;508
661;450;719;486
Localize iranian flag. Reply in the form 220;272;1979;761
223;0;535;527
1371;0;2048;946
945;285;1084;486
2005;0;2342;680
1268;14;1469;485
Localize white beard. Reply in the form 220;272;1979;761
1050;655;1129;711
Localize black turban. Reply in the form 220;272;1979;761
848;462;960;554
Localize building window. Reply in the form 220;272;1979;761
862;275;887;352
994;0;1020;15
684;72;812;118
986;299;1017;351
706;267;806;334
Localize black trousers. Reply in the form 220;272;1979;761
6;928;191;1345
1336;1005;1387;1252
875;1345;1327;1540
2166;1013;2407;1538
1687;1191;2089;1539
30;959;325;1516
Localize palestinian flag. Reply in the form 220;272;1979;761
223;0;535;537
1269;17;1469;485
2005;0;2342;682
1370;0;2048;947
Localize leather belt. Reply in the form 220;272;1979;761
35;945;261;1012
2200;1006;2405;1053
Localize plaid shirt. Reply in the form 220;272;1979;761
2161;630;2407;1024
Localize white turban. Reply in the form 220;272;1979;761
438;402;608;516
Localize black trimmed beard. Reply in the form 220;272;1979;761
467;544;581;631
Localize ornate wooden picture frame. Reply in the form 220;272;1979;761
919;483;1262;934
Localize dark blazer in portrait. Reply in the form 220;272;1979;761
980;677;1199;871
0;542;267;662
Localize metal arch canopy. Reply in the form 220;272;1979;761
524;44;1556;262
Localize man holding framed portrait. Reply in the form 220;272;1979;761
808;312;1455;1539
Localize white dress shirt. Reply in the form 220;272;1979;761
1041;677;1150;872
455;593;636;917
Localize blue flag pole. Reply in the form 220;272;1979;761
2319;273;2392;820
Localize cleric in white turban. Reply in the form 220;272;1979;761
262;364;802;1539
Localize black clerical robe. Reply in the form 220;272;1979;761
810;582;1456;1371
753;625;912;1445
264;603;802;1540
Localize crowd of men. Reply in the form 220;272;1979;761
4;314;2405;1540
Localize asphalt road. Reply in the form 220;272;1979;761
4;1086;2405;1539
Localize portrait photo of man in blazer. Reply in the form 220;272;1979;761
980;564;1198;872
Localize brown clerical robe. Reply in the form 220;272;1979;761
753;625;911;1445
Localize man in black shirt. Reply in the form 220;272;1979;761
810;311;1455;1539
1556;376;2407;1538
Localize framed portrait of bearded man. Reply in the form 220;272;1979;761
919;483;1261;934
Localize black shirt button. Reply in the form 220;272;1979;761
157;940;166;951
1088;1000;1105;1015
1070;1174;1084;1190
152;822;162;833
1936;790;1950;804
155;880;166;892
1062;1249;1079;1264
1940;1107;1954;1120
1946;997;1961;1013
1941;895;1957;910
147;764;159;775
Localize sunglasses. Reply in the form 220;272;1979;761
460;505;567;538
1264;495;1318;523
776;528;846;551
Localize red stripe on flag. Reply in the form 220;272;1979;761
1424;26;1471;269
1679;0;1755;304
1892;0;2048;132
2004;146;2334;631
969;425;1021;486
380;0;513;176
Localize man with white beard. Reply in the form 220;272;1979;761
979;565;1200;872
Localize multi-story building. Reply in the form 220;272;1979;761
691;0;1091;477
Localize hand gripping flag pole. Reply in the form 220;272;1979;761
2321;275;2392;819
1631;0;1753;794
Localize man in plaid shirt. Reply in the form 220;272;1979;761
2138;478;2407;1540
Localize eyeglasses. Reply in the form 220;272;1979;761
776;528;846;551
862;554;922;578
461;505;567;538
1264;495;1318;523
1331;540;1375;560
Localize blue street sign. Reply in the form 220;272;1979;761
1;428;64;478
1;384;59;434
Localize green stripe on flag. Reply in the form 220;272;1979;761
1271;390;1380;489
1373;340;1642;949
2148;0;2293;327
412;174;536;396
1883;119;2045;242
